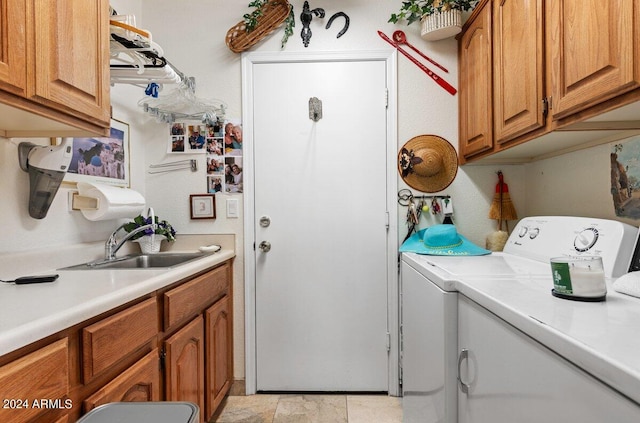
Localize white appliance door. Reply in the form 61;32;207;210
253;59;389;391
402;260;458;423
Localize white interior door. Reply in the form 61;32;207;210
251;57;390;392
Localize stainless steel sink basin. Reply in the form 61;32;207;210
59;252;207;270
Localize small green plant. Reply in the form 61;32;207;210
389;0;478;26
123;214;176;242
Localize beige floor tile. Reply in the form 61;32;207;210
214;395;280;423
273;395;348;423
346;395;402;423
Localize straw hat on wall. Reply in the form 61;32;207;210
398;135;458;193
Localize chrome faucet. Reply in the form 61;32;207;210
104;221;157;261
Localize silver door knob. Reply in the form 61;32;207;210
259;241;271;253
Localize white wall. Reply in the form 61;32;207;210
525;140;638;227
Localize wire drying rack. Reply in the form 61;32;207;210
109;11;226;125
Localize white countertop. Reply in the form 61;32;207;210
0;235;235;357
402;252;640;406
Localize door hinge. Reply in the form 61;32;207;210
386;331;391;352
385;211;390;230
542;96;552;116
398;325;403;387
385;88;389;109
159;347;166;371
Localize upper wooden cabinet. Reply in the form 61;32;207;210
547;0;640;120
0;0;27;97
459;0;640;163
0;0;110;137
459;0;493;159
492;0;545;144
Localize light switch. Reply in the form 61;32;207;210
226;198;239;218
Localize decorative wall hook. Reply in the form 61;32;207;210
326;12;349;38
309;97;322;122
300;1;325;47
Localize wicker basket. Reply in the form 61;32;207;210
226;0;292;53
421;9;462;41
135;235;165;254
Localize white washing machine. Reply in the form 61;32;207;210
400;216;639;423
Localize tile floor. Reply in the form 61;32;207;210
212;394;402;423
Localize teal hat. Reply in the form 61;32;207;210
400;224;491;256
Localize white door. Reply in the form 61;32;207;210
250;57;391;392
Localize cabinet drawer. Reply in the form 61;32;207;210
82;297;159;383
0;338;69;423
164;264;229;331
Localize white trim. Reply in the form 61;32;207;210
241;50;399;396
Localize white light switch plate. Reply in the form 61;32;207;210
226;198;239;218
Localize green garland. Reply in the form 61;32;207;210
243;0;296;49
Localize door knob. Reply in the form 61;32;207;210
259;241;271;253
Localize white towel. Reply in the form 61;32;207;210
612;271;640;299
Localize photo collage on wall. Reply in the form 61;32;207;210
168;118;243;193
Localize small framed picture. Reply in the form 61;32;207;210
190;194;216;219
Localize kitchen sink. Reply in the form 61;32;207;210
59;252;207;270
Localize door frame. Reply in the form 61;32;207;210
241;50;399;396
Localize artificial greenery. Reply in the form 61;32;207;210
244;0;268;32
123;214;176;242
389;0;479;25
243;0;296;49
281;7;296;49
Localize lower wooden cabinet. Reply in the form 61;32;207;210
0;338;70;423
205;295;233;420
83;349;162;412
163;278;234;422
0;260;233;423
165;316;206;423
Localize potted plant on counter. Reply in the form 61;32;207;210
389;0;479;41
124;213;176;254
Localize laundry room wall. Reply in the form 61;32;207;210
124;0;526;245
524;135;640;228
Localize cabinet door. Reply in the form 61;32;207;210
459;1;493;160
0;0;27;96
165;316;205;423
83;349;161;413
457;295;640;423
205;296;233;421
30;0;110;125
0;338;69;423
493;0;545;143
547;0;640;120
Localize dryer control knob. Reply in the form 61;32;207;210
574;228;599;252
518;227;528;237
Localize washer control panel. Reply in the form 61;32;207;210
505;216;638;278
